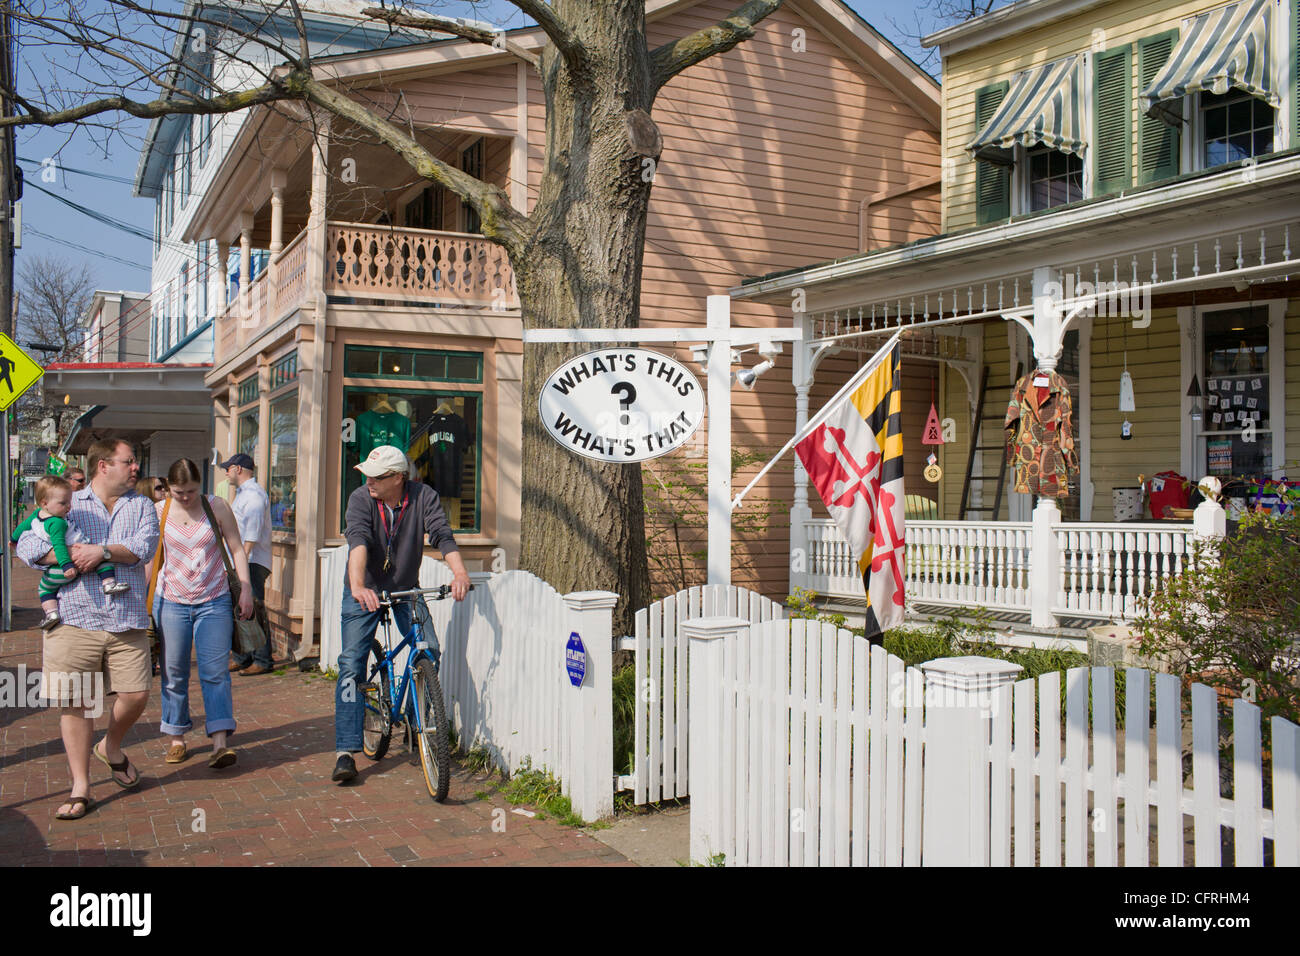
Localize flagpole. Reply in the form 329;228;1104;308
732;331;901;509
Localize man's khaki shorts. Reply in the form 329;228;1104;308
41;625;151;703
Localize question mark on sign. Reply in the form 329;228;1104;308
611;382;637;426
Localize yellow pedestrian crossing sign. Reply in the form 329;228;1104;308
0;333;45;411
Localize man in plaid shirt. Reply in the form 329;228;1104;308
15;437;160;820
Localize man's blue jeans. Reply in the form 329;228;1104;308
335;578;414;753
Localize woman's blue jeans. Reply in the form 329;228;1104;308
335;578;414;753
156;592;237;737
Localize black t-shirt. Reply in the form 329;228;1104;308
420;413;471;498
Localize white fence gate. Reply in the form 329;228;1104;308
623;585;784;804
317;546;618;819
687;616;1300;866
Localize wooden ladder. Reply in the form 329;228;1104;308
958;361;1022;521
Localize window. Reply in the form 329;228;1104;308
179;263;189;341
1200;306;1272;478
237;374;259;407
1027;147;1083;211
154;198;162;252
341;345;485;533
269;391;298;532
270;352;298;390
1201;90;1274;168
197;241;208;320
181;124;192;204
164;169;174;232
200;112;211;167
237;408;259;459
461;140;484;234
343;346;482;382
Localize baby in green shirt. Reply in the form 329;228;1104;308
10;475;130;630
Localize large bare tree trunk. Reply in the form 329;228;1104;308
518;1;658;634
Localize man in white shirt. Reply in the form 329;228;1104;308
221;453;274;675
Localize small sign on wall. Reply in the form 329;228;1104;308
566;632;587;688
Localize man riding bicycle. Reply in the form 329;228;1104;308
333;445;471;784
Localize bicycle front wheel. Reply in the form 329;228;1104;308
411;657;451;802
361;640;393;761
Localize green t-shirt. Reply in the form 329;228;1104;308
356;409;411;459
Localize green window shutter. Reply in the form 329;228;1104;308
1137;31;1180;184
1093;45;1132;195
974;82;1011;224
1294;0;1299;145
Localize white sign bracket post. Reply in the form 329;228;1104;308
523;294;801;587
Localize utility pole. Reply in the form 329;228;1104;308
1;1;17;631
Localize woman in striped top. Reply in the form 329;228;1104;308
150;459;255;769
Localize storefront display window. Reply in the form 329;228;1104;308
342;388;481;534
237;410;258;460
269;391;298;531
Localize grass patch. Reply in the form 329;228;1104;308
460;744;498;776
498;759;610;830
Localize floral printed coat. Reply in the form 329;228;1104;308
1004;369;1078;498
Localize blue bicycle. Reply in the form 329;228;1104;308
361;584;463;802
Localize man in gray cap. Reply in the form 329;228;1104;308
332;444;470;783
220;453;273;675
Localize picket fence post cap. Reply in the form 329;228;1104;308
563;590;619;611
920;655;1023;689
681;616;750;640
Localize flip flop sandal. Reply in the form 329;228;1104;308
165;743;189;764
93;740;141;789
55;796;93;820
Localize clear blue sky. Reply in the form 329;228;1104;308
14;1;950;300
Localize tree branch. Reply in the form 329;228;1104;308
0;73;310;128
300;76;531;257
360;6;540;69
507;0;583;65
650;0;783;90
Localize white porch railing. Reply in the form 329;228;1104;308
1054;523;1195;620
800;513;1204;625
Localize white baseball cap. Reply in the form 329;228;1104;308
355;445;410;478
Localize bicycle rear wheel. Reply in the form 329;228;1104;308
411;657;451;802
361;640;393;761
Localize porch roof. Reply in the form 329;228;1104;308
732;149;1300;320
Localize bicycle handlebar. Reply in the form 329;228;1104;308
380;583;474;605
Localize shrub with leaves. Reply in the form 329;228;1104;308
1136;510;1300;728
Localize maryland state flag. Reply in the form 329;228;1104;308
795;343;905;640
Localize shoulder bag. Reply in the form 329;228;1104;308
146;497;170;651
200;495;269;656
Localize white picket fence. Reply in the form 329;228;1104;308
317;546;617;818
687;616;1300;866
623;585;784;804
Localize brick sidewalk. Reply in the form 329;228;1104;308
0;558;629;867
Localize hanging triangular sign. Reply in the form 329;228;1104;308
922;403;944;445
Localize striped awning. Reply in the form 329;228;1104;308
1140;0;1277;119
967;55;1085;162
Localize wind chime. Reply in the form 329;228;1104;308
1118;306;1136;439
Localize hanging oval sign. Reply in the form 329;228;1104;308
539;348;705;463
